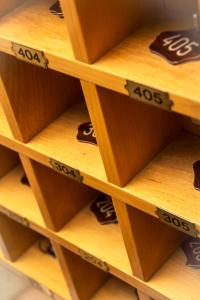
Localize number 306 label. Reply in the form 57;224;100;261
125;80;173;111
150;29;200;65
156;208;199;237
12;43;48;68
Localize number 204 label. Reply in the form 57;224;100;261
12;43;48;68
125;81;173;111
156;208;199;237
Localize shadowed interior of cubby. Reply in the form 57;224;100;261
53;242;109;300
0;0;25;18
20;154;98;231
82;81;182;187
0;51;83;143
113;199;185;282
0;144;19;178
0;212;39;262
61;0;198;63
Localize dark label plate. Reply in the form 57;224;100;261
49;1;64;18
182;237;200;268
156;208;198;237
77;122;97;145
125;80;172;111
90;194;118;225
150;29;200;65
193;160;200;191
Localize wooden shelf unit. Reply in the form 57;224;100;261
0;1;200;300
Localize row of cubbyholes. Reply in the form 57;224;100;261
0;0;198;65
0;51;200;220
0;211;136;300
1;145;200;299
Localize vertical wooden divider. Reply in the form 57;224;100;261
20;154;97;231
113;199;185;281
137;291;152;300
52;241;108;300
81;80;181;187
0;212;39;262
0;145;19;178
0;52;82;142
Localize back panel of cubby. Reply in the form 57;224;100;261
61;0;197;63
0;145;19;178
0;1;25;18
0;52;82;142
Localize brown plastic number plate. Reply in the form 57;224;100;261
1;207;29;227
125;80;172;111
78;249;109;272
150;29;200;65
156;208;198;237
77;122;97;145
182;237;200;268
49;158;83;183
12;43;48;68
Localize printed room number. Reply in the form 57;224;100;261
125;80;173;111
163;34;199;57
12;43;48;68
156;208;199;237
49;158;83;183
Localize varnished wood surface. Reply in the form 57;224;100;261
0;242;71;299
1;164;200;299
0;1;200;118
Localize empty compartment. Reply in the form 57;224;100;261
20;154;98;231
53;242;138;300
0;51;82;142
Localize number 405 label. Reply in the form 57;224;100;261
12;42;48;68
125;80;173;111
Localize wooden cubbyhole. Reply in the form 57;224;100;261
62;0;198;63
0;213;71;299
0;144;19;178
0;50;82;143
20;154;98;231
82;81;182;187
53;242;138;300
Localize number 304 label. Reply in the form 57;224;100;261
12;43;48;68
150;29;200;65
125;81;173;111
156;208;199;238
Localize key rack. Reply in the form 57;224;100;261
0;1;200;299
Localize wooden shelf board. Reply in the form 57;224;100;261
0;242;70;299
0;164;45;231
91;277;137;300
0;3;199;118
124;132;200;229
56;201;132;277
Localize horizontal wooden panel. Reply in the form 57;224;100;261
0;242;70;299
0;0;199;118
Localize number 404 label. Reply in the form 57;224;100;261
12;42;48;68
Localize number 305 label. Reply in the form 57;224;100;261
125;80;173;111
12;42;48;68
156;208;199;237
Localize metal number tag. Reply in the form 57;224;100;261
125;80;173;111
1;207;29;227
12;42;48;68
156;208;198;237
49;158;83;183
78;249;109;272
